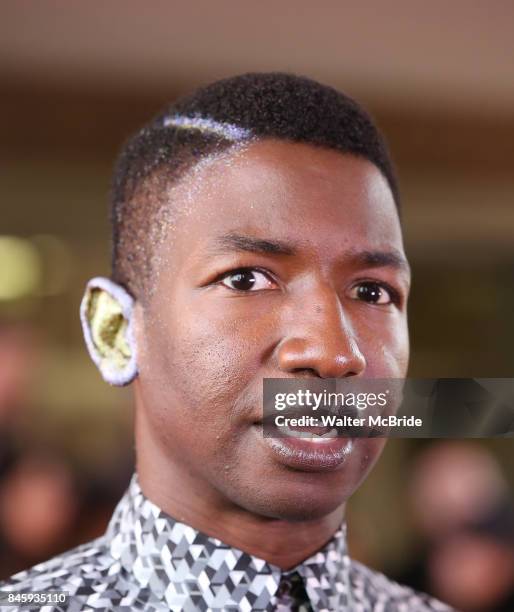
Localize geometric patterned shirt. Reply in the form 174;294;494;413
0;473;454;611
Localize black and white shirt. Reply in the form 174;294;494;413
1;473;453;611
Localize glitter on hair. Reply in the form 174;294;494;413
163;114;252;141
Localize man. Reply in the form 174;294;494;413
1;73;452;610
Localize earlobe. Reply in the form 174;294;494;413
80;277;138;386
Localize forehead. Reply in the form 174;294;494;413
160;139;403;262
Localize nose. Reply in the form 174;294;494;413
276;285;366;378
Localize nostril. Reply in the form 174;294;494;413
290;368;319;377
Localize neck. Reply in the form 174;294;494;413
134;408;345;570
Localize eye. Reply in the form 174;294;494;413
349;281;397;305
220;268;276;292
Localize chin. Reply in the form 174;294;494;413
228;478;349;522
271;502;343;522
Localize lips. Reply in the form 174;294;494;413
253;424;354;471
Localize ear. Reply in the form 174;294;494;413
80;277;138;386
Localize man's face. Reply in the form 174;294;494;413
133;140;410;521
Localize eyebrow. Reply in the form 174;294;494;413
209;232;410;273
349;249;411;274
210;233;296;256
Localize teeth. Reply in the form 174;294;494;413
277;424;310;438
278;425;338;440
310;428;338;441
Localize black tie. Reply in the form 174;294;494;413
275;571;314;611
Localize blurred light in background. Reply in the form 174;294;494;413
0;236;41;301
0;234;72;303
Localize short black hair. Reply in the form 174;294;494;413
111;72;400;297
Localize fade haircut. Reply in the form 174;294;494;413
111;72;400;298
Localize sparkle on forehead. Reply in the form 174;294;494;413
163;114;252;141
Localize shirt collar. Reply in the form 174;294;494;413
106;473;352;611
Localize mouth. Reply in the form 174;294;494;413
252;423;355;472
277;420;339;438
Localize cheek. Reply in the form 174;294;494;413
356;312;410;377
137;296;274;418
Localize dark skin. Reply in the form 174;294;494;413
132;139;410;570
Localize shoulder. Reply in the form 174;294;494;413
0;535;122;611
349;558;455;611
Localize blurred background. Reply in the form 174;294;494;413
1;2;513;609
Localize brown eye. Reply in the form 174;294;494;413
350;282;393;305
221;269;275;292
